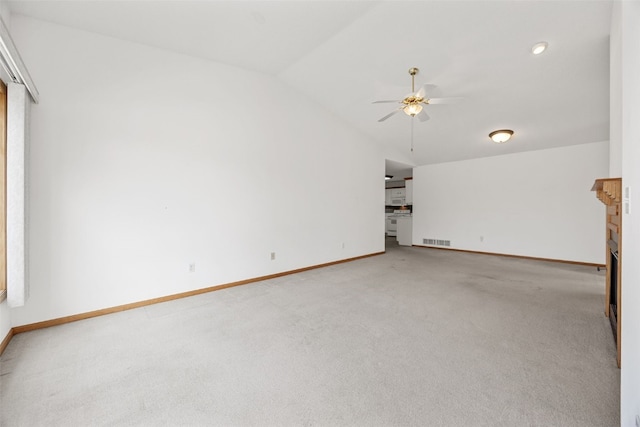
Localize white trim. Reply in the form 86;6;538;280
0;16;38;103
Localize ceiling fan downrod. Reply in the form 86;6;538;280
408;67;419;93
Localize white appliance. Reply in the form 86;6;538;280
386;217;398;236
386;209;411;237
389;188;406;206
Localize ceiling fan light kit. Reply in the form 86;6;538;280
403;103;423;116
489;129;514;144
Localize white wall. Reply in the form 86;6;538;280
0;0;12;345
617;1;640;424
412;142;609;264
6;83;29;308
8;15;384;326
0;297;8;345
0;301;8;344
609;2;622;178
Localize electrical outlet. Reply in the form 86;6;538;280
189;263;196;273
270;252;276;261
480;236;484;242
624;186;631;215
342;242;345;249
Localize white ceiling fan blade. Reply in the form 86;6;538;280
378;108;403;122
373;100;401;104
416;109;430;122
416;84;437;98
427;97;463;105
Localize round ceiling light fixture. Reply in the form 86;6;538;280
489;129;514;144
531;41;548;55
403;103;423;117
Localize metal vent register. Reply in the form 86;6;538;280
423;239;451;247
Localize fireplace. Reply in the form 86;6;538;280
592;177;622;367
608;248;618;339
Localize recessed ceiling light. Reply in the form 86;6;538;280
532;42;548;55
489;129;514;144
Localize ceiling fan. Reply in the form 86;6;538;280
374;67;459;123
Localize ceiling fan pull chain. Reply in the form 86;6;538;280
411;119;414;152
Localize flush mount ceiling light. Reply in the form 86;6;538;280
531;41;548;55
489;129;514;144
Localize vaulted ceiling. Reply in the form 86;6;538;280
8;0;612;170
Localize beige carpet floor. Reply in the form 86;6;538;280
0;239;620;426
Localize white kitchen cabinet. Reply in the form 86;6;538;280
405;180;413;204
396;216;413;246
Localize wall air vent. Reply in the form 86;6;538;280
423;238;451;247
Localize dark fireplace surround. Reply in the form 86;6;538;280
608;243;619;339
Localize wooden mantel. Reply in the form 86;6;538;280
591;178;622;206
591;177;622;367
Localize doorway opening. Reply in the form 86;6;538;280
384;159;413;250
